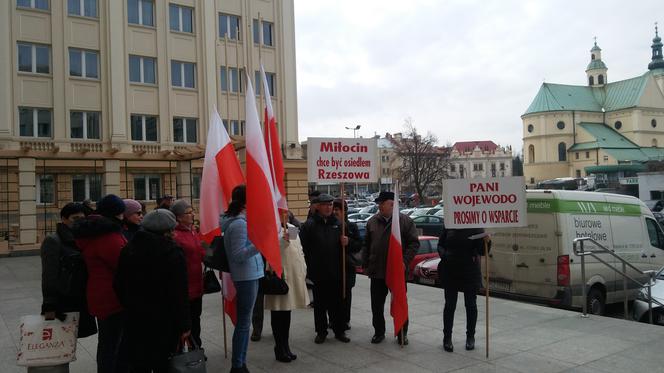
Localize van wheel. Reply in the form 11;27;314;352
587;288;605;315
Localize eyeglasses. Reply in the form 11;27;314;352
184;210;196;215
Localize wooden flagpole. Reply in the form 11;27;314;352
221;275;228;358
484;238;490;359
341;183;347;299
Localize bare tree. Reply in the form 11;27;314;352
391;118;451;202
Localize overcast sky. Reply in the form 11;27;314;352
293;0;662;154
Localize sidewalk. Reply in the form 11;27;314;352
1;255;663;372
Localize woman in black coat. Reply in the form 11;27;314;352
114;209;191;373
437;227;489;352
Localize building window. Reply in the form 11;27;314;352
171;61;195;88
18;43;50;74
127;0;154;27
17;0;49;10
591;54;595;60
254;71;276;96
450;164;455;172
614;121;622;130
528;145;535;163
588;76;594;85
527;124;533;133
499;163;505;171
173;118;197;143
223;120;245;136
70;111;100;139
191;173;201;199
219;13;240;40
557;121;565;130
69;48;99;79
130;115;158;141
558;142;567;161
169;4;193;33
133;174;161;201
19;107;51;138
473;163;483;171
68;0;97;17
36;174;55;204
575;152;579;160
585;151;590;159
652;119;658;128
575;170;581;178
598;74;604;84
253;19;274;46
129;55;156;84
653;139;658;147
220;67;242;93
72;174;102;202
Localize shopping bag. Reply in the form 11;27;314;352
17;313;79;367
168;337;206;373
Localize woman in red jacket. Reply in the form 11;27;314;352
171;199;206;348
72;194;128;373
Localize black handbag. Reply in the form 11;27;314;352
168;337;206;373
259;271;289;295
203;267;221;294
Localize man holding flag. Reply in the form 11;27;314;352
363;190;419;345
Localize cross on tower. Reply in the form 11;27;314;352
593;36;597;45
656;22;659;37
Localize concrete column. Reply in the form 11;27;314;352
176;161;192;200
107;0;127;141
104;159;121;196
18;158;36;245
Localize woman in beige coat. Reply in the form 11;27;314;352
264;225;310;363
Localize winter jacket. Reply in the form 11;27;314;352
122;222;141;241
72;215;127;320
220;214;264;282
173;224;205;300
114;229;191;363
299;213;344;283
344;220;362;288
362;213;419;280
264;233;310;311
40;223;97;338
437;228;488;292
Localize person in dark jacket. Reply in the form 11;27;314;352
299;194;350;344
122;199;143;241
72;194;128;373
332;198;362;331
363;191;418;345
114;209;191;373
437;227;490;352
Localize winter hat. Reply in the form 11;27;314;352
170;199;192;217
96;194;126;218
123;199;142;218
142;209;177;233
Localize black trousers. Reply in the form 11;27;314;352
342;288;353;326
443;288;477;338
189;297;202;347
312;279;344;335
252;290;264;334
97;311;128;373
270;310;291;352
370;278;408;337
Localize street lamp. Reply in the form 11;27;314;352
345;124;361;138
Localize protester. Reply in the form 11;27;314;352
72;194;128;373
264;225;309;363
332;198;362;331
437;227;489;352
171;199;206;348
221;185;264;373
156;195;174;210
34;203;96;373
306;190;321;220
122;199;143;241
114;209;191;372
299;193;350;344
81;199;95;216
363;191;418;345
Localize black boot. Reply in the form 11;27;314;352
465;334;475;351
286;345;297;361
274;345;292;363
443;335;453;352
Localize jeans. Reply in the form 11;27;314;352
370;278;408;337
443;288;478;338
190;297;203;347
232;279;259;368
97;311;128;373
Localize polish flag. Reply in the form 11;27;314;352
260;65;287;212
385;181;408;336
244;72;283;277
199;107;244;244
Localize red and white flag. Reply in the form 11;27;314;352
385;181;408;336
260;65;288;212
244;72;283;277
199;107;245;243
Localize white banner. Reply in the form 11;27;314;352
443;177;527;228
307;137;378;183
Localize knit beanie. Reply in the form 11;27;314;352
123;199;142;218
142;209;177;233
170;199;192;217
96;194;126;218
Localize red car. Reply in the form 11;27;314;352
413;257;441;286
356;236;439;281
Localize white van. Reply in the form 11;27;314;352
488;190;664;315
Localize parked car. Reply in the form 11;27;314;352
633;266;664;325
654;212;664;229
410;207;432;218
645;200;664;212
347;207;362;215
348;213;373;222
426;207;443;215
412;215;444;237
413;257;441;286
407;236;439;281
433;209;445;218
359;204;379;214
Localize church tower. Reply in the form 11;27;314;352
648;23;664;70
586;39;608;87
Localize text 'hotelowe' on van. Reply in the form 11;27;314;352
487;190;664;315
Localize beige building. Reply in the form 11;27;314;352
448;141;513;179
522;29;664;187
0;0;307;252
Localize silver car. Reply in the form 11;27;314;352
633;267;664;325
